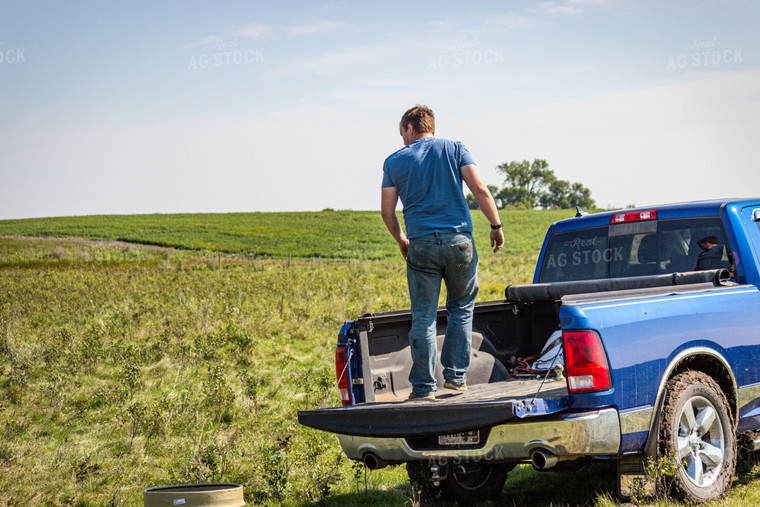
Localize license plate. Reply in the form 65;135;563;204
438;430;480;446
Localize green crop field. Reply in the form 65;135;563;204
0;209;572;260
1;211;760;506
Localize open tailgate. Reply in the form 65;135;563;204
298;379;568;438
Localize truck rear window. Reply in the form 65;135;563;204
539;217;733;283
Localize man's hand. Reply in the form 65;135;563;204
398;238;410;260
490;228;504;253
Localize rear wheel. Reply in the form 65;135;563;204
658;371;736;503
407;461;511;504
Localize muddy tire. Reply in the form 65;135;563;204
658;371;736;503
407;460;509;504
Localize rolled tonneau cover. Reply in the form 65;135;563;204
506;269;731;303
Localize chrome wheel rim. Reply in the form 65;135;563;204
676;395;724;488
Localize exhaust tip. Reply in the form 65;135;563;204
363;453;388;470
531;449;558;470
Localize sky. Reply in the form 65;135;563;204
1;0;759;219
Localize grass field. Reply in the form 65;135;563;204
2;210;760;506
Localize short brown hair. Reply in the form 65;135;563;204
400;105;435;135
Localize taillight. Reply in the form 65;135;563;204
563;330;612;393
336;347;352;403
610;209;657;224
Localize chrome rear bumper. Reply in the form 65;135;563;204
337;408;620;463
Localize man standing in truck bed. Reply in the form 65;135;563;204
381;105;504;401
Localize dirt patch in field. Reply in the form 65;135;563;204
0;235;184;252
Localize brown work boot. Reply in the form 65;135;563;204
443;381;467;391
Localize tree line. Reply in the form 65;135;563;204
467;159;595;210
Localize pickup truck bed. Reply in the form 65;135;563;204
299;270;731;437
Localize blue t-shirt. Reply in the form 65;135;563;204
382;137;475;239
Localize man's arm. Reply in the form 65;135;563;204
461;164;504;253
381;186;410;259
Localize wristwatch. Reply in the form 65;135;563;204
490;222;503;230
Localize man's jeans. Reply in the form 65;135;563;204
406;232;479;396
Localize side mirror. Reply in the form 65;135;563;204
753;208;760;222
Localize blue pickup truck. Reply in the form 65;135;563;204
299;198;760;503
